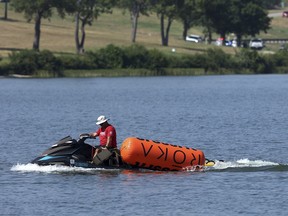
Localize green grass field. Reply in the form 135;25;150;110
0;4;287;58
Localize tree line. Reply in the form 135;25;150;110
1;44;288;77
8;0;279;54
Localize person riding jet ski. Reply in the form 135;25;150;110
88;115;117;163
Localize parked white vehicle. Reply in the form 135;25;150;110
232;40;237;47
249;39;264;50
186;35;202;43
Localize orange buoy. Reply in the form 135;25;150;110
120;137;205;171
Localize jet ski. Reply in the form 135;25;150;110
31;134;125;169
31;134;218;170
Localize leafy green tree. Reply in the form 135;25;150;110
261;0;282;9
118;0;151;43
10;0;73;51
197;0;214;44
73;0;113;54
152;0;185;46
199;0;271;46
229;0;271;46
177;0;202;40
201;0;232;45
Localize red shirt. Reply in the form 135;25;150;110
96;124;117;148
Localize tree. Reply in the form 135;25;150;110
153;0;181;46
11;0;72;51
229;0;271;46
2;0;9;20
199;0;271;46
261;0;282;9
118;0;151;43
177;0;202;40
201;0;232;45
197;0;214;44
73;0;113;54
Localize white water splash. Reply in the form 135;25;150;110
210;158;279;170
11;163;107;174
11;159;282;174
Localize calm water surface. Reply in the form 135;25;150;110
1;75;288;216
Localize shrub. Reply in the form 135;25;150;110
272;50;288;67
37;50;63;76
0;64;10;76
60;55;94;69
123;44;150;68
5;44;288;76
9;50;38;75
84;51;100;69
147;49;168;71
8;50;63;76
202;48;232;72
168;54;206;68
97;44;125;69
235;49;275;74
85;45;125;69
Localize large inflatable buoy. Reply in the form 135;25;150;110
120;137;205;171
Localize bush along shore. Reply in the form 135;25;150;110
1;44;288;78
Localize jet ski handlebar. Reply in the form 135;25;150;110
79;133;93;142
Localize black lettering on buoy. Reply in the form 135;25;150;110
157;146;168;161
190;153;196;165
141;142;153;157
173;150;186;164
136;138;150;142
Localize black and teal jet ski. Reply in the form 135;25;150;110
31;134;123;168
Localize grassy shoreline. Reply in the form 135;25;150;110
3;68;276;79
3;68;288;79
1;6;288;58
1;6;288;78
63;68;208;77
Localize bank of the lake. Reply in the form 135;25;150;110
4;68;251;78
62;68;230;78
2;44;288;78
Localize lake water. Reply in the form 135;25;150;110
1;75;288;216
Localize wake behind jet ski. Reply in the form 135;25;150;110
31;134;124;169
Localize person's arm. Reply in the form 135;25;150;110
90;132;98;138
105;136;112;148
